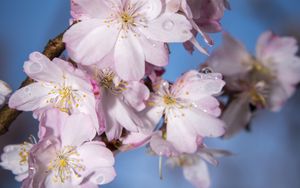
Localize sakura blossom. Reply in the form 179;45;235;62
0;142;33;182
205;31;300;137
145;70;225;153
165;0;229;53
8;52;99;132
64;0;193;80
91;67;149;140
0;80;12;106
22;109;115;188
165;146;231;188
2;0;300;188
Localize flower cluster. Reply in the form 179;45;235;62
204;32;300;137
1;1;300;188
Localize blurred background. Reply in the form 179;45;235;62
0;0;300;188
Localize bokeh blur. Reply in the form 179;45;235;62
0;0;300;188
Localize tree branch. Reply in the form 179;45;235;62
0;32;65;135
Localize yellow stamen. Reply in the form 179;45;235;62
163;95;177;106
120;12;134;25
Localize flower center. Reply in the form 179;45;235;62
19;142;31;165
120;12;134;25
163;95;177;106
47;77;86;113
97;69;127;95
47;146;85;183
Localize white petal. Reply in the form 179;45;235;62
61;113;97;146
63;19;120;65
114;31;145;81
140;12;192;43
206;32;252;76
9;83;51;111
0;80;12;97
24;52;64;83
183;159;210;188
139;36;169;67
71;0;119;19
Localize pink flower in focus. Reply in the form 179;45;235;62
94;68;150;141
23;110;115;188
8;52;99;132
145;70;225;153
64;0;193;81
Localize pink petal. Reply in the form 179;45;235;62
129;0;162;20
71;0;118;20
183;159;210;188
206;32;252;76
150;132;179;157
61;113;97;146
8;83;50;111
24;52;63;83
139;13;193;43
174;71;225;101
102;93;141;140
77;141;116;184
165;0;181;13
139;36;169;67
167;115;197;153
182;108;225;138
38;109;69;140
114;31;145;81
122;81;150;111
63;19;120;65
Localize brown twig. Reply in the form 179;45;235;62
0;32;65;135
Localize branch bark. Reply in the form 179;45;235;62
0;32;65;135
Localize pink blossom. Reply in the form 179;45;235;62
256;31;300;111
8;52;99;132
22;110;115;188
206;32;300;111
145;70;225;153
0;143;33;182
165;0;229;53
166;147;231;188
93;68;150;141
0;80;12;106
64;0;193;81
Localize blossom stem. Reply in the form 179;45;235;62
0;31;65;135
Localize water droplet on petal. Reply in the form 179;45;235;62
162;20;174;31
96;175;104;184
201;67;213;74
29;62;42;73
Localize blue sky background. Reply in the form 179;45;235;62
0;0;300;188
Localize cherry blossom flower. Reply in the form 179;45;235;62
92;67;149;140
166;147;231;188
0;80;12;106
64;0;193;81
22;110;115;188
0;142;33;182
165;0;229;53
8;52;99;132
145;70;225;153
207;32;300;110
205;31;300;137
